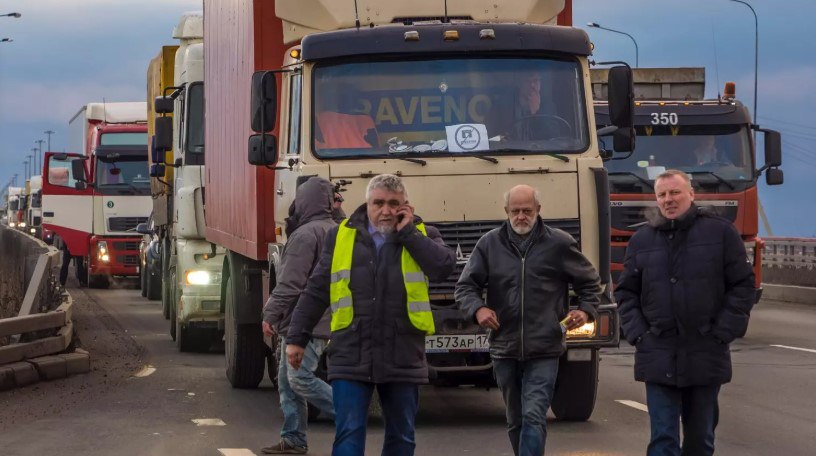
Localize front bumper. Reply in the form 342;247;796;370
89;236;141;276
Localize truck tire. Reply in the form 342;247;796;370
146;264;162;301
169;289;177;342
160;240;171;319
140;266;148;297
224;273;265;388
551;349;599;422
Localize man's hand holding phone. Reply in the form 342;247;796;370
396;203;415;231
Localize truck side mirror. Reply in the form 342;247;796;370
250;71;277;133
71;159;87;183
608;65;634;129
613;127;635;153
149;163;166;178
766;168;783;186
154;96;174;115
763;129;782;167
248;134;278;166
135;223;151;235
155;116;173;152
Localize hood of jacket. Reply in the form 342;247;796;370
285;177;334;236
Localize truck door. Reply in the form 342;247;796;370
42;152;94;255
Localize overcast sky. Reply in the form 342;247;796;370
1;0;813;236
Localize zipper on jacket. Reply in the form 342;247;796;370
510;240;535;361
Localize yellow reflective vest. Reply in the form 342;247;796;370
329;219;435;335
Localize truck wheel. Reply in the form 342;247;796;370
160;240;171;319
551;349;599;422
170;292;177;342
88;274;110;289
224;274;265;388
140;266;147;297
146;265;162;301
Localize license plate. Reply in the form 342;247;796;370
425;334;489;353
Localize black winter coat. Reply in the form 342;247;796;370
615;205;755;387
286;204;455;384
456;219;602;360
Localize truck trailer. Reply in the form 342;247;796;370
593;68;783;301
146;11;226;352
205;0;632;421
42;102;152;288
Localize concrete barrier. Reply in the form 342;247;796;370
0;226;47;320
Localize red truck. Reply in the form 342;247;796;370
42;102;152;288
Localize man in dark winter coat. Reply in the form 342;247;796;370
615;169;755;456
456;184;602;456
261;177;338;454
286;174;455;456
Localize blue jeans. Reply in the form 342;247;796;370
645;382;720;456
493;358;558;456
331;380;419;456
278;338;334;448
493;357;559;456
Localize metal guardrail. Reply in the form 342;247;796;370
762;237;816;270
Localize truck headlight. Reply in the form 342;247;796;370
186;270;212;285
19;222;26;228
9;222;16;228
566;321;596;339
30;228;36;234
97;241;109;262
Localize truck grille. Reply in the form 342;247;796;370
33;216;41;226
113;241;140;251
108;217;147;232
611;205;737;231
426;219;581;301
116;255;140;266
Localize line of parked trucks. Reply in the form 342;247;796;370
8;0;780;422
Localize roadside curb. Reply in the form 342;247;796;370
761;283;816;305
0;350;91;391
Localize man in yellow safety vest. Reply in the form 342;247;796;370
286;174;455;456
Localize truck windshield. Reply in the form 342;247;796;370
9;199;19;211
603;125;754;193
185;83;205;163
312;57;588;159
95;156;151;196
100;133;148;146
31;191;41;208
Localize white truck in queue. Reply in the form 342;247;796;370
145;12;226;351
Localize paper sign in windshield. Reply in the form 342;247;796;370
446;124;489;153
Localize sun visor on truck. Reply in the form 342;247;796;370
594;102;751;127
95;145;149;160
301;23;591;61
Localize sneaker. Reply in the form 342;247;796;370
261;440;308;454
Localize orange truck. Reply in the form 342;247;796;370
593;68;783;301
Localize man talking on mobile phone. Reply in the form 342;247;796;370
286;174;455;456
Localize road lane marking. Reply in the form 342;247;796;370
133;365;156;378
218;450;257;456
770;344;816;354
616;400;649;412
192;418;226;426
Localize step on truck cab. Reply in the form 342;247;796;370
207;0;632;420
146;11;226;352
593;68;783;302
43;102;152;288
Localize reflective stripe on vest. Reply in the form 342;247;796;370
329;220;436;335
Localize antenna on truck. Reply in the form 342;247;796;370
353;0;360;29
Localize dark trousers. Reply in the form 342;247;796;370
331;380;419;456
493;357;559;456
645;382;721;456
59;244;86;287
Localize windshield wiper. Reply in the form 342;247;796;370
489;148;570;163
455;153;498;164
687;171;735;190
608;171;654;189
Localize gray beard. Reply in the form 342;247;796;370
375;224;395;235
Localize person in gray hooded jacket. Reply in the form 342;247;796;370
456;184;602;456
261;177;339;455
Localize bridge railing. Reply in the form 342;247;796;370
762;237;816;269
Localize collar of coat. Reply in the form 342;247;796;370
649;204;702;231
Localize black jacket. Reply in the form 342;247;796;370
615;205;755;387
286;204;455;384
455;219;602;360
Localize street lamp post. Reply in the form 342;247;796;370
44;130;55;154
1;12;21;18
0;38;12;43
35;140;45;175
31;147;40;177
726;0;758;126
587;22;639;67
24;159;30;181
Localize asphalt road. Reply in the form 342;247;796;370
1;280;815;456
